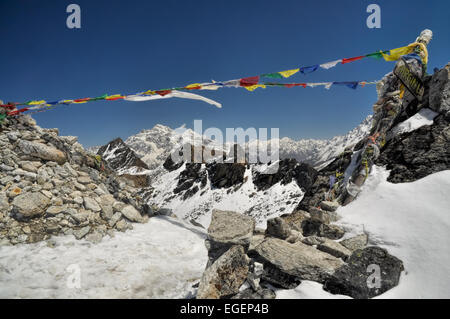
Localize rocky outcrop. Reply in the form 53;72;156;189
207;162;246;188
0;115;150;245
324;247;404;299
253;159;317;192
429;63;450;114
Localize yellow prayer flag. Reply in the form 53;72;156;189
143;90;155;95
185;83;202;90
381;45;414;62
279;68;300;78
244;84;266;92
28;100;46;105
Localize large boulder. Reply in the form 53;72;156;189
254;238;344;284
324;246;404;299
265;217;291;240
208;209;255;246
12;192;51;218
17;140;67;164
197;245;250;299
340;234;368;252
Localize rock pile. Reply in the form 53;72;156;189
196;208;404;299
0;115;150;245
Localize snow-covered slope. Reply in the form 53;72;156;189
149;164;303;227
276;166;450;299
0;216;208;298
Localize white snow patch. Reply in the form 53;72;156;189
277;167;450;299
0;216;208;299
392;108;438;135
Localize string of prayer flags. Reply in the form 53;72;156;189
239;76;260;87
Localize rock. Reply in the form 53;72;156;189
121;205;143;223
109;212;122;227
46;205;66;216
286;230;304;244
83;197;101;212
19;161;39;173
255;238;344;284
77;176;92;185
7;187;22;198
85;231;103;244
11;192;51;218
301;219;345;240
280;210;310;232
429;63;450;113
317;239;352;260
73;226;90;239
197;245;250;299
309;207;338;224
207;209;255;246
17;140;66;164
232;288;276;299
320;201;340;212
0;192;9;212
115;219;131;232
340;234;368;252
302;236;325;246
265;217;291;240
324;247;404;299
248;234;265;256
207;163;246;189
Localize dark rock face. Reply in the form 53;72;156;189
97;137;148;172
207;162;246;188
174;163;207;195
265;217;292;240
261;262;302;289
297;151;352;211
253;159;318;192
377;113;450;183
163;153;184;171
324;247;404;299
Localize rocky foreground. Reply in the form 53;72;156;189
0;115;154;245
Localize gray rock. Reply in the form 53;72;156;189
340;234;368;252
301;219;345;240
255;238;344;283
429;63;450;113
320;201;340;212
265;217;291;240
12;192;51;218
77;176;92;185
17;140;66;164
302;236;326;246
46;205;66;216
324;247;404;299
115;219;131;232
197;245;250;299
309;207;338;224
109;212;122;227
0;192;9;212
73;226;90;239
83;197;101;212
207;209;255;246
121;205;143;223
317;239;352;260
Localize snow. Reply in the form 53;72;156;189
392;108;438;135
149;164;304;228
277;166;450;299
0;216;208;299
276;281;351;299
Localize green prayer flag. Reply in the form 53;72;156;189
262;72;283;79
366;51;389;59
91;94;108;101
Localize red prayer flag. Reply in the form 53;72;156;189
284;83;307;88
74;98;91;103
341;56;365;64
155;90;172;96
239;76;259;87
7;108;28;116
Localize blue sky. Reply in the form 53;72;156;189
1;0;449;147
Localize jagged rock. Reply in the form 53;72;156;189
83;197;101;212
320;201;340;212
207;162;246;188
197;245;250;299
280;210;310;232
309;207;338;224
302;235;326;246
324;247;404;299
11;192;51;219
429;63;450;113
255;238;344;284
317;239;352;260
97;137;148;173
207;209;255;246
73;226;90;239
301;219;345;240
253;159;318;192
286;230;304;243
121;205;144;223
265;217;291;239
340;234;368;252
0;192;9;211
17;140;66;164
